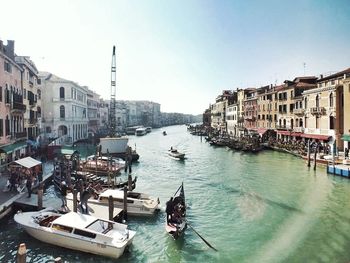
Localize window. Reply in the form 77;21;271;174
315;95;320;108
304;97;308;109
73;229;96;239
59;87;65;99
0;119;3;137
330;116;335;129
0;86;2;102
23;89;26;99
60;105;65;119
4;61;12;73
316;116;320;129
52;224;73;233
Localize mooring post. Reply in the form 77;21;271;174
313;146;317;171
37;183;43;211
307;140;311;167
128;173;132;191
73;189;78;212
123;186;128;222
108;195;114;221
16;243;26;263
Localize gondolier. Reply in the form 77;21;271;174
165;197;174;224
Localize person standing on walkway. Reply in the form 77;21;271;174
60;181;68;209
26;175;32;198
124;146;133;173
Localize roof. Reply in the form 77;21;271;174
53;212;97;228
14;157;41;168
318;68;350;82
0;141;27;154
99;189;125;199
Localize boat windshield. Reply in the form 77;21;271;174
86;219;114;234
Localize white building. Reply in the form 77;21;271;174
226;103;238;137
87;88;100;136
38;72;88;144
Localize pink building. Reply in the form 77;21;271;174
243;88;258;131
0;40;26;165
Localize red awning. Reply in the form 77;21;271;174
258;128;267;135
277;130;302;137
300;133;330;141
277;130;291;135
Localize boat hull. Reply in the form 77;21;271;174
23;225;130;259
165;221;187;239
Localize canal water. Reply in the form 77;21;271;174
1;125;350;262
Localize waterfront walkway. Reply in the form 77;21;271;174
0;160;54;218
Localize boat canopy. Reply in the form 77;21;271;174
14;157;41;169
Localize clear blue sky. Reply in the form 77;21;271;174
1;0;349;114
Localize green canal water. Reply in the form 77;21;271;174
1;125;350;262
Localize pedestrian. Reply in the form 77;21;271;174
80;185;93;214
26;175;32;198
60;181;68;209
165;197;174;224
345;148;349;159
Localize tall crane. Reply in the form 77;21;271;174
109;45;117;137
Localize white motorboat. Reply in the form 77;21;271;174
14;208;136;259
67;188;160;216
168;149;185;159
135;127;147;136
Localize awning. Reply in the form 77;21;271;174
300;133;330;141
258;128;268;135
277;130;302;137
14;156;41;168
0;141;27;154
341;134;350;141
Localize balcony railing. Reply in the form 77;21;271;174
293;127;304;133
294;109;305;116
276;125;292;130
11;102;26;112
12;131;27;140
310;107;326;116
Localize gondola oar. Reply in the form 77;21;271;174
185;220;218;252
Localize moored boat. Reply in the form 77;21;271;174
67;188;160;216
163;131;167;136
14;208;136;259
165;182;187;239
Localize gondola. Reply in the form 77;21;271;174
165;182;187;239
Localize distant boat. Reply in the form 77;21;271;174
163;131;167;136
168;148;185;160
165;182;187;239
14;208;136;259
135;127;147;136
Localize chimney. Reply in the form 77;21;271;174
5;40;15;59
319;74;323;79
0;40;3;52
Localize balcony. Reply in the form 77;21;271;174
29;118;38;125
13;131;27;140
293;127;304;133
11;102;26;113
294;109;305;116
310;107;326;116
276;125;292;130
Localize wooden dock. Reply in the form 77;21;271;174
14;194;123;222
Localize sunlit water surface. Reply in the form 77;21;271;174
1;125;350;263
